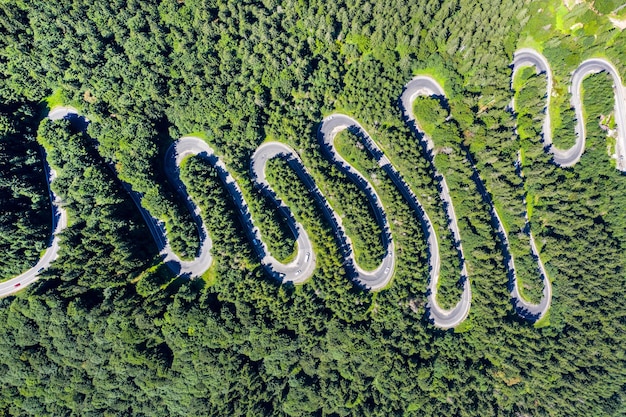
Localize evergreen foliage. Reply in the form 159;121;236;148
0;103;49;281
0;0;625;416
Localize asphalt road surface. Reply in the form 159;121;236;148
0;107;72;297
131;137;318;282
505;51;553;319
399;76;472;329
317;115;395;290
513;48;626;170
123;137;318;282
250;142;319;283
507;47;626;320
570;58;626;170
0;98;473;328
8;52;621;326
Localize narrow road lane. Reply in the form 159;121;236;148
249;142;317;283
399;76;472;329
7;52;617;325
513;48;626;169
507;51;554;319
0;108;72;297
317;115;395;290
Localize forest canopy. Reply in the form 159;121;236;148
0;0;626;416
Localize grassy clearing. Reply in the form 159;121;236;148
454;318;474;333
201;264;218;287
45;89;67;109
526;190;535;221
534;309;551;328
44;90;83;114
184;131;209;140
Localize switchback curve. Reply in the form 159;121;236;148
318;115;395;290
0;108;71;298
12;57;614;326
2;105;472;328
504;49;555;320
399;76;472;329
503;48;626;319
513;48;626;169
3;104;468;328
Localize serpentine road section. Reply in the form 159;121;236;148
150;137;315;282
244;142;317;282
508;47;626;318
399;76;471;329
317;115;395;290
513;48;626;170
507;51;555;320
52;109;214;278
0;108;71;298
119;138;317;282
571;57;626;170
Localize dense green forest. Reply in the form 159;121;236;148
0;103;49;281
1;0;626;415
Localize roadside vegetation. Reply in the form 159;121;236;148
0;1;625;416
410;96;470;309
319;130;386;271
37;119;156;288
507;67;550;304
0;103;50;281
179;156;259;279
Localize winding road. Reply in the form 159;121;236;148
505;49;555;320
3;103;459;326
146;137;317;282
399;77;471;329
570;58;626;170
0;92;489;328
318;115;395;290
249;142;317;283
513;48;626;169
5;49;621;326
0;108;73;298
506;48;626;319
